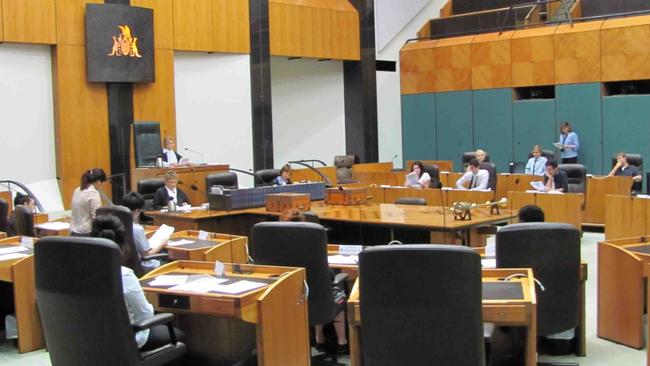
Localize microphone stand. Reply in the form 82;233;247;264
184;148;205;164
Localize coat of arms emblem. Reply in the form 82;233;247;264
108;25;142;58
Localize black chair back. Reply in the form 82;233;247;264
206;172;238;192
136;178;165;210
480;162;497;191
462;151;490;166
394;197;427;206
35;236;142;365
250;222;337;325
422;163;442;188
303;211;321;224
96;206;144;277
496;223;580;336
611;153;642;169
13;205;35;237
508;162;526;174
133;122;162;168
334;155;357;184
558;164;586;193
359;245;485;365
0;198;8;233
254;169;281;187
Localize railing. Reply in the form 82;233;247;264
0;180;45;212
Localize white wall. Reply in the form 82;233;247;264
174;52;255;187
375;0;430;52
271;57;346;168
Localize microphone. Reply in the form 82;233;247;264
188;182;213;213
184;147;205;164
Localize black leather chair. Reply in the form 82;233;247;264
422;163;442;188
480;162;498;191
205;172;238;192
462;151;490;166
254;169;280;187
12;205;35;237
558;164;587;193
303;211;321;224
137;179;166;211
496;223;581;361
612;154;643;193
0;198;8;233
334;155;357;184
394;197;427;206
35;236;186;366
359;245;485;365
508;162;526;174
133;122;162;168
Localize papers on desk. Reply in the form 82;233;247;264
328;254;359;265
213;280;267;294
148;275;189;287
530;181;545;191
0;246;29;255
167;239;195;247
149;224;175;248
198;230;209;240
169;277;229;293
35;222;70;231
526;189;563;195
0;253;30;261
481;258;496;268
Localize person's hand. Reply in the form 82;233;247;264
614;161;623;169
633;175;642;183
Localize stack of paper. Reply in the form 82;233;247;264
170;277;229;293
167;239;195;247
212;280;267;294
328;254;358;265
0;246;29;255
148;275;189;287
35;222;70;231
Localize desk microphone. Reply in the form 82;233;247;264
184;147;205;164
189;182;213;214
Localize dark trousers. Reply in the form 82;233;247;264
141;325;185;352
561;157;577;164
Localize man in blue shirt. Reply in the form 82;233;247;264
525;145;547;176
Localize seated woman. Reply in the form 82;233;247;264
275;165;292;186
122;192;167;271
91;214;184;351
404;161;431;188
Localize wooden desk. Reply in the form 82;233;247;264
162;230;247;263
141;261;309;365
346;268;538;366
509;191;583;228
584;176;632;225
0;191;12;213
405;160;454;173
604;195;650;240
131;164;230;205
290;166;337;185
34;217;70;237
495;174;543;202
0;232;6;239
0;236;43;353
366;187;499;206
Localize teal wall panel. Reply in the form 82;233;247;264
401;93;436;161
556;83;604;174
436;91;474;165
603;95;650;176
473;88;514;172
513;100;556;163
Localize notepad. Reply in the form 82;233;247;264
167;239;195;247
328;254;358;265
35;222;70;231
169;277;229;293
0;246;29;255
149;275;189;287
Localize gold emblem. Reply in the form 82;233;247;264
108;25;142;58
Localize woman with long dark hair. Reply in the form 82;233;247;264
70;168;107;236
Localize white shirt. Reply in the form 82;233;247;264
121;266;154;348
165;186;178;204
162;148;178;166
70;186;102;234
525;156;547;176
455;169;490;190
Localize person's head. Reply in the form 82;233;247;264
164;171;179;190
411;161;425;177
163;136;176;151
279;208;305;222
91;214;129;264
475;149;486;163
280;164;291;180
13;193;35;211
518;204;545;223
531;145;543;158
80;168;107;190
560;121;572;134
616;152;629;166
467;158;480;174
122;192;145;218
545;160;558;175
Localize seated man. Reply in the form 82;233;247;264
7;193;36;236
608;152;642;185
152;171;191;210
518;204;545;222
122;192;167;271
543;160;568;193
456;158;489;190
525;145;547;176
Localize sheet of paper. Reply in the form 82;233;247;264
530;181;546;191
328;254;359;265
553;142;564;149
481;258;496;268
35;222;70;231
198;230;209;240
167;239;195;247
149;224;175;248
0;253;29;261
0;246;29;255
339;245;363;255
169;277;229;293
148;275;189;287
485;242;496;258
212;280;267;294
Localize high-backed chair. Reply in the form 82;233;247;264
611;154;643;193
205;172;238;192
133;122;162;168
496;223;581;359
253;169;280;187
35;236;186;366
0;198;8;233
334;155;357;184
480;162;498;191
558;164;587;193
12;205;35;237
394;197;427;206
137;179;165;211
422;163;442;188
359;245;485;365
462;151;490;167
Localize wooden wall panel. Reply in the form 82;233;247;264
2;0;56;44
213;0;250;53
511;26;558;87
471;31;513;90
433;35;474;92
400;41;436;94
53;45;110;207
0;0;3;42
131;0;173;50
173;0;213;51
133;49;176;140
555;21;602;84
601;15;650;82
56;0;102;46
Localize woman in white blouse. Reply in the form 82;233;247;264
404;161;431;188
70;168;107;236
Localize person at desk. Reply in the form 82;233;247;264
91;215;184;350
7;193;36;236
525;145;547;176
152;171;191;210
122;192;166;271
608;152;642;183
456;158;489;190
404;161;431;188
543;160;568;193
557;122;579;164
70;168;107;236
161;137;183;167
275;165;293;186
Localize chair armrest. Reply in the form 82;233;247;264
132;313;175;332
143;253;169;262
333;273;349;286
